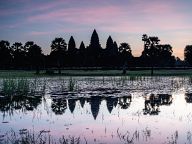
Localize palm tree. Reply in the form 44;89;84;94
119;43;132;74
51;37;67;74
141;35;160;75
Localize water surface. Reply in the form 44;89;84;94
0;76;192;144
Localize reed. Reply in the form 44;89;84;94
68;77;76;91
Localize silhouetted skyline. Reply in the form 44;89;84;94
0;0;192;59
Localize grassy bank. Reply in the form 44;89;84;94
0;69;192;77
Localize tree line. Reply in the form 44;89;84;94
0;29;191;74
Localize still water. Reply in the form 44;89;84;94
0;76;192;144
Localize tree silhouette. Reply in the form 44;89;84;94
51;37;67;74
28;44;43;74
0;40;12;69
119;43;132;74
141;34;160;75
157;44;175;66
0;30;182;70
184;45;192;66
12;42;27;69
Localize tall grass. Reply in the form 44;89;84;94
1;78;46;97
68;77;76;92
2;79;17;96
2;79;30;96
1;129;81;144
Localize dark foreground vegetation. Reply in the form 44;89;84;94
0;29;192;75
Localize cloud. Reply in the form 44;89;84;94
26;0;191;33
0;0;191;59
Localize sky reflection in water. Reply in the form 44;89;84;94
0;77;192;144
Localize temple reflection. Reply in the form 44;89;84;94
0;93;174;119
51;98;67;115
106;96;118;113
50;95;132;119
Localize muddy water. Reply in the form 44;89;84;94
0;76;192;144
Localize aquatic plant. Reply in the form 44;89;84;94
1;129;82;144
1;78;46;97
2;79;17;96
1;79;30;96
68;77;76;91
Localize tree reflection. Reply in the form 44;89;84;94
143;94;172;115
51;98;67;115
185;93;192;103
0;95;42;118
118;96;132;109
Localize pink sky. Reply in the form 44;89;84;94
0;0;192;59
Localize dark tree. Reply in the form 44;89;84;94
51;37;67;74
24;41;34;52
27;44;43;74
12;42;27;69
158;44;175;66
141;34;160;75
119;43;132;74
0;40;12;69
87;29;102;66
51;98;67;115
184;45;192;66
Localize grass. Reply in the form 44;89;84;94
1;69;192;77
1;129;82;144
1;78;45;97
68;77;76;91
2;79;30;96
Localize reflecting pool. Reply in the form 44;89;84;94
0;76;192;144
